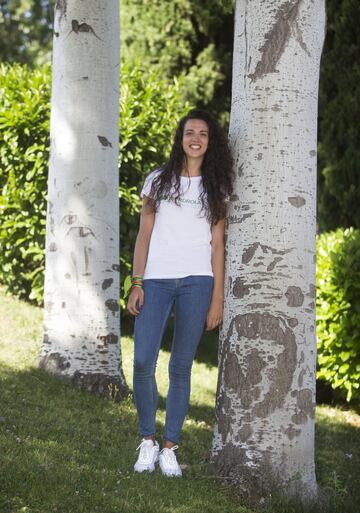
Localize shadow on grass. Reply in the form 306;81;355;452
0;364;246;513
2;364;360;513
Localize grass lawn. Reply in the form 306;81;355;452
0;284;359;513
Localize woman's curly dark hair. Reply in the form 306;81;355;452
148;110;234;225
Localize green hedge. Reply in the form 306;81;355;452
0;63;50;303
316;227;360;401
0;62;190;307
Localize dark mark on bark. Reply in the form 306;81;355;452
39;352;70;373
307;284;316;298
248;303;271;309
288;196;306;208
225;346;266;410
267;256;283;271
84;247;89;273
293;15;311;57
248;0;302;81
210;443;279;503
221;313;297;419
49;242;57;252
98;136;113;148
215;392;233;445
291;388;315;424
63;214;77;224
71;371;128;402
65;226;96;238
45;301;54;312
242;243;294;265
236;423;253;443
228;213;254;225
112;264;120;272
232;278;262;298
285;286;304;306
55;0;67;22
233;278;250;298
288;317;298;328
102;278;113;290
68;20;104;41
309;150;316;157
283;423;301;440
242;243;260;264
105;299;119;312
98;332;118;345
298;368;306;387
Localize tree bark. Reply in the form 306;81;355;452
39;0;127;401
211;0;325;502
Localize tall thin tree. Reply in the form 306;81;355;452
39;0;127;400
211;0;325;501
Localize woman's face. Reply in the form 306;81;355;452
182;119;209;160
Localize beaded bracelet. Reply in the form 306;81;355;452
131;275;143;289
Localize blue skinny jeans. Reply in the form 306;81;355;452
133;275;213;444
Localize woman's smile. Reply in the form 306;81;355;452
182;119;209;159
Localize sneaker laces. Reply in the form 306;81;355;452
160;445;179;466
136;439;156;463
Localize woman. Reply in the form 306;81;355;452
127;109;234;477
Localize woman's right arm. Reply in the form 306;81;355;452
127;198;155;316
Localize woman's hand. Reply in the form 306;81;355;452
205;297;223;331
127;287;144;316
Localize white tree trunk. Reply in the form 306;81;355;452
211;0;325;502
39;0;127;400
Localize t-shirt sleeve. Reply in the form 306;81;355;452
140;169;161;198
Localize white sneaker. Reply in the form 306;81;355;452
134;439;160;473
159;445;182;477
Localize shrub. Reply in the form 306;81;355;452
316;227;360;401
0;62;191;307
0;63;50;303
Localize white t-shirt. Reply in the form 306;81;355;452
140;169;213;279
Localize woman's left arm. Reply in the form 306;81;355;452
206;218;225;331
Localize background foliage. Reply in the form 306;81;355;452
0;0;53;64
121;0;234;125
0;63;50;304
317;0;360;231
316;227;360;401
